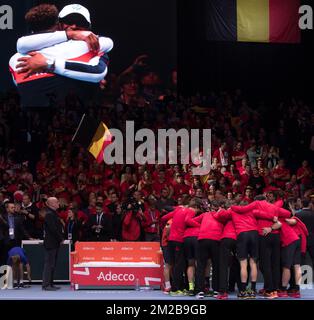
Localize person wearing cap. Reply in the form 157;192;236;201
9;4;113;108
49;3;93;31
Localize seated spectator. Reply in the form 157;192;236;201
138;170;153;197
246;140;262;168
297;160;313;196
232;141;246;169
118;73;147;108
238;157;249;175
223;164;238;184
213;142;229;167
272;159;291;189
242;186;254;203
286;175;301;199
52;173;74;202
153;170;173;199
194;188;210;212
172;173;190;200
248;167;265;195
240;164;251;191
267;146;280;170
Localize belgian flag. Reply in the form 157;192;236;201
72;114;112;163
207;0;301;43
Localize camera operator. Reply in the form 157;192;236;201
121;191;145;241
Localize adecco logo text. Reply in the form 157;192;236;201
97;271;135;282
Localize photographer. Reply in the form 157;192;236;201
121;191;145;241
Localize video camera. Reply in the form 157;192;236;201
122;196;144;214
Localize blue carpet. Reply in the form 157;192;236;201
0;284;314;300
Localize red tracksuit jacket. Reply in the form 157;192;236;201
191;211;224;241
252;207;291;236
231;200;283;215
183;208;200;238
230;200;289;236
293;217;309;254
161;206;188;243
213;209;237;240
278;217;308;253
122;210;143;241
142;207;161;234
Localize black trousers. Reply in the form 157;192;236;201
219;238;240;292
0;241;7;266
259;234;281;292
195;239;220;292
168;241;185;291
42;248;59;288
307;244;314;266
302;237;314;267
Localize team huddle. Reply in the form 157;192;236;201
161;195;312;299
9;3;112;108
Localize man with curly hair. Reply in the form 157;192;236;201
9;4;113;108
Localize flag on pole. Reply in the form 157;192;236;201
72;114;112;163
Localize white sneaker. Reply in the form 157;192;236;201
196;291;205;299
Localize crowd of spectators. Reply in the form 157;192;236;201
0;55;313;263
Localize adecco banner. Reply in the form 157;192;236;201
71;242;163;288
73;242;162;264
71;266;162;287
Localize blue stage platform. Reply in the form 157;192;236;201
0;284;314;300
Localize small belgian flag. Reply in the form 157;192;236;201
72;114;112;163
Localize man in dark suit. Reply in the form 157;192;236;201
296;199;314;267
87;202;113;242
0;201;31;265
20;193;39;238
42;197;64;291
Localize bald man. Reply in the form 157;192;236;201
42;197;64;291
